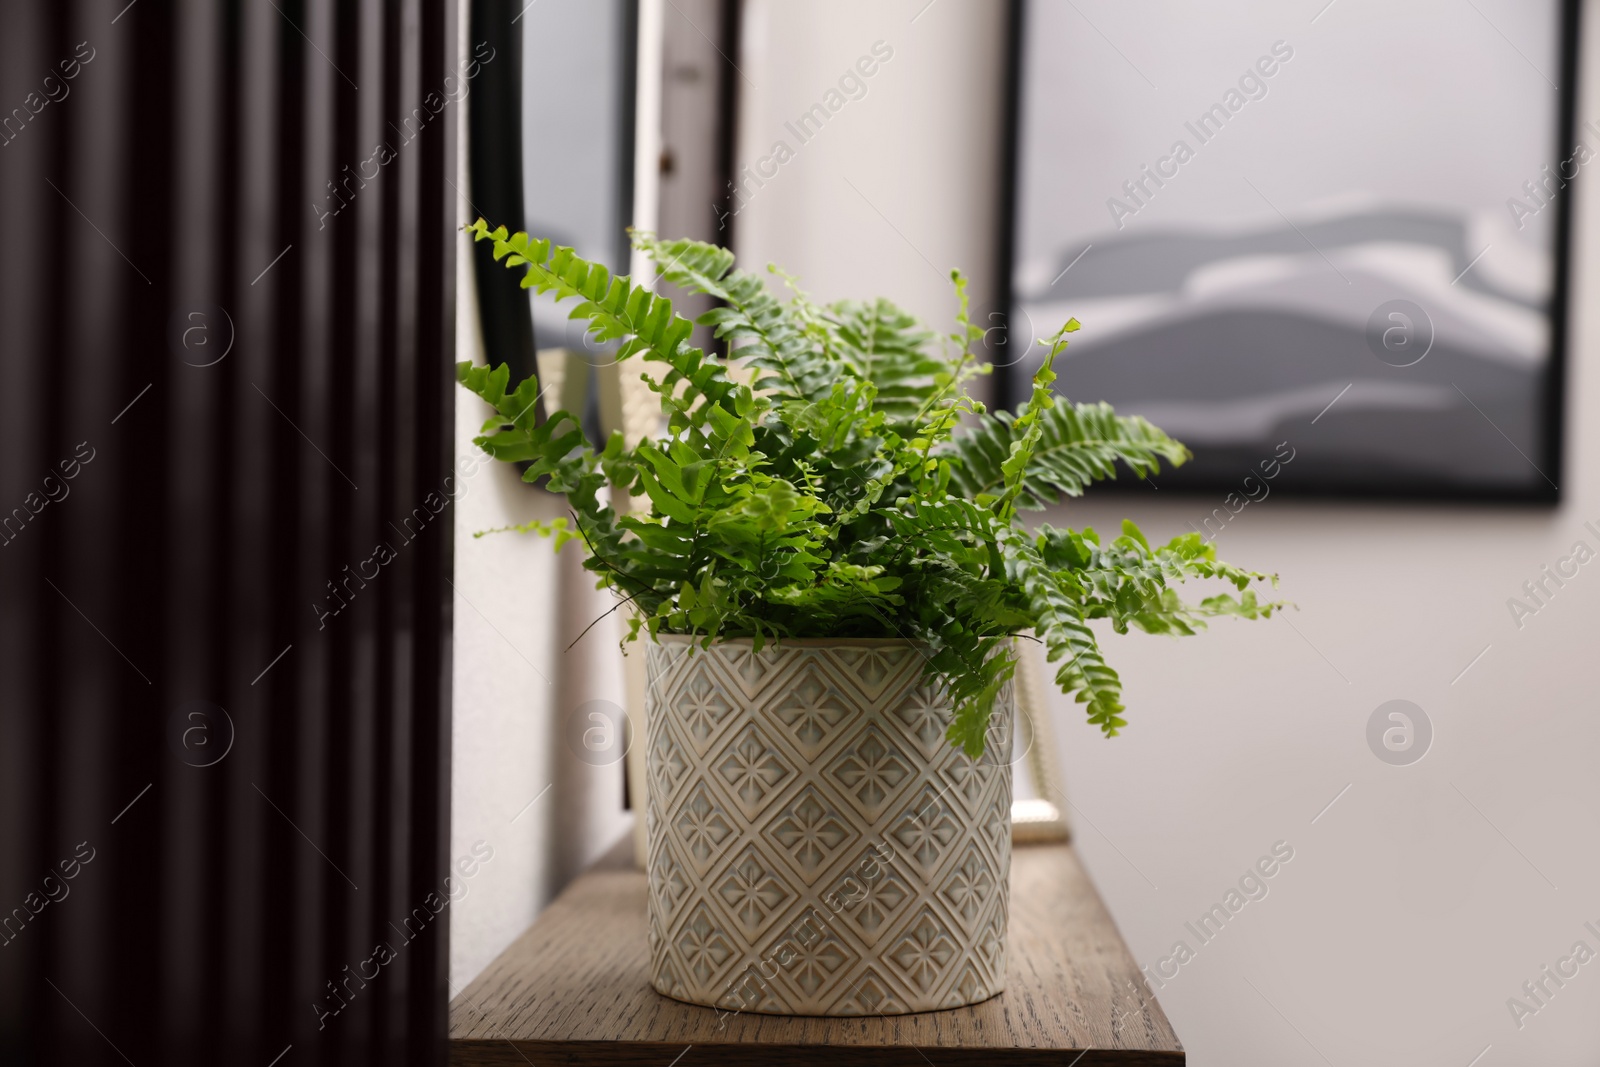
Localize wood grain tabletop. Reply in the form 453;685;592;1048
450;839;1183;1065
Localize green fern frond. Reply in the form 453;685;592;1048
826;298;942;422
946;401;1191;508
452;221;1281;755
632;231;847;405
468;221;756;438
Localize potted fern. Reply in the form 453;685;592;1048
458;220;1277;1017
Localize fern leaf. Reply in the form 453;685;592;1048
946;400;1191;508
826;298;942;422
633;232;849;405
467;220;753;434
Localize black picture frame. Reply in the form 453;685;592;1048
998;0;1581;504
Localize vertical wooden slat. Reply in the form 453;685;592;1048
415;0;459;1057
0;2;52;1062
116;2;175;1064
0;0;458;1063
376;1;417;1059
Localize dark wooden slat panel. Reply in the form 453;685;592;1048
0;3;58;1063
0;1;458;1063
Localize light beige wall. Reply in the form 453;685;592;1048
446;3;635;990
732;0;1008;397
447;241;635;994
737;2;1600;1064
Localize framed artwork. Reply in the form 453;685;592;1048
1002;0;1579;500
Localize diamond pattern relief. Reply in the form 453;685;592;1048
769;664;854;760
717;964;794;1014
889;683;950;759
644;638;688;693
827;848;912;947
981;686;1019;763
823;644;920;703
716;643;799;699
675;901;737;986
888;783;963;877
976;896;1008;978
937;841;998;931
715;722;795;820
824;723;913;819
762;907;859;1000
646;638;1012;1015
676;669;737;756
887;905;962;995
940;751;999;818
714;845;793;940
650;947;687;1001
983;795;1013;860
650;721;690;804
649;838;693;927
827;966;910;1016
673;781;737;876
942;960;990;1010
768;785;858;885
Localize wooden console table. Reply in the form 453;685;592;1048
450;840;1183;1065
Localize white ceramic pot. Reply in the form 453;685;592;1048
644;635;1014;1016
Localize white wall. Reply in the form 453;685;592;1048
447;239;635;994
447;8;634;991
737;2;1600;1064
733;0;1008;396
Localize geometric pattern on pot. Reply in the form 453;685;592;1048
645;636;1014;1016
